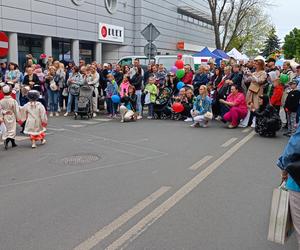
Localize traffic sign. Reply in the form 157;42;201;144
141;23;160;42
0;32;9;58
144;43;157;58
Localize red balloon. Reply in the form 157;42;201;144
172;102;184;113
175;60;184;69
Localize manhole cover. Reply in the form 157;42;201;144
61;154;101;166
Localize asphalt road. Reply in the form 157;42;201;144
0;116;296;250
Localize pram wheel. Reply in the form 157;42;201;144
153;113;159;120
161;113;168;120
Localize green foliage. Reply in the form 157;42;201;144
262;27;281;58
283;28;300;62
226;6;271;57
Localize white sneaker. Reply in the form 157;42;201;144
137;115;143;120
238;123;247;128
190;123;200;128
93;113;97;118
41;139;47;145
32;143;37;148
184;118;193;122
55;112;60;117
64;112;69;117
49;112;53;117
147;116;153;119
215;116;222;121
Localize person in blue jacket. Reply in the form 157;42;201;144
277;124;300;247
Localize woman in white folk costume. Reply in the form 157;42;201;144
0;85;20;149
21;90;48;148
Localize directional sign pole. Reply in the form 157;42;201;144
148;25;152;63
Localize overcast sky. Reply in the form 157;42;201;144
266;0;300;41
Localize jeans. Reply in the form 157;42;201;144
148;103;154;117
136;90;142;115
67;94;79;113
287;112;297;135
47;89;59;112
106;98;115;115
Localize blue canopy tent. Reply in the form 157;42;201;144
193;47;221;59
212;49;230;59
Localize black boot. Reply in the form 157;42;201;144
4;138;9;150
11;139;17;148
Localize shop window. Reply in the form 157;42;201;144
18;36;43;70
53;40;71;63
80;42;94;64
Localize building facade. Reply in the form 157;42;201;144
0;0;215;66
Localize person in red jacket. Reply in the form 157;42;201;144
181;64;194;86
269;71;284;114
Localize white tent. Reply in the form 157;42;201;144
227;48;244;60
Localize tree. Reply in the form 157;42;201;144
207;0;269;50
283;28;300;61
226;6;271;56
262;27;281;58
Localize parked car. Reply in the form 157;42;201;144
117;55;195;71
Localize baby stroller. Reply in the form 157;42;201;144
153;88;173;120
77;85;94;119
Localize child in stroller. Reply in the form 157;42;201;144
77;84;94;119
153;87;172;119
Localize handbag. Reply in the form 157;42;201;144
204;111;213;120
248;82;260;94
49;80;58;91
268;182;293;244
144;92;151;105
62;87;69;97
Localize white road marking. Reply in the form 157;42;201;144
93;118;112;122
0;153;168;189
105;131;256;250
242;128;251;133
80;121;99;125
73;186;171;250
47;127;66;132
221;137;238;147
15;136;28;141
189;155;213;171
66;124;86;128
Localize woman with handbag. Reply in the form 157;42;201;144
219;85;248;128
45;66;59;117
64;66;83;118
246;59;267;110
190;85;212;128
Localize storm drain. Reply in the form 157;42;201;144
61;154;101;166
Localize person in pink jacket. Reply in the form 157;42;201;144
219;85;248;128
119;76;130;98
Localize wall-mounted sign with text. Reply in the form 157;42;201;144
98;23;124;43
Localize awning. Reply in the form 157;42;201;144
193;47;222;59
177;6;213;26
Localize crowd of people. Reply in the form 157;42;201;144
0;53;300;149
